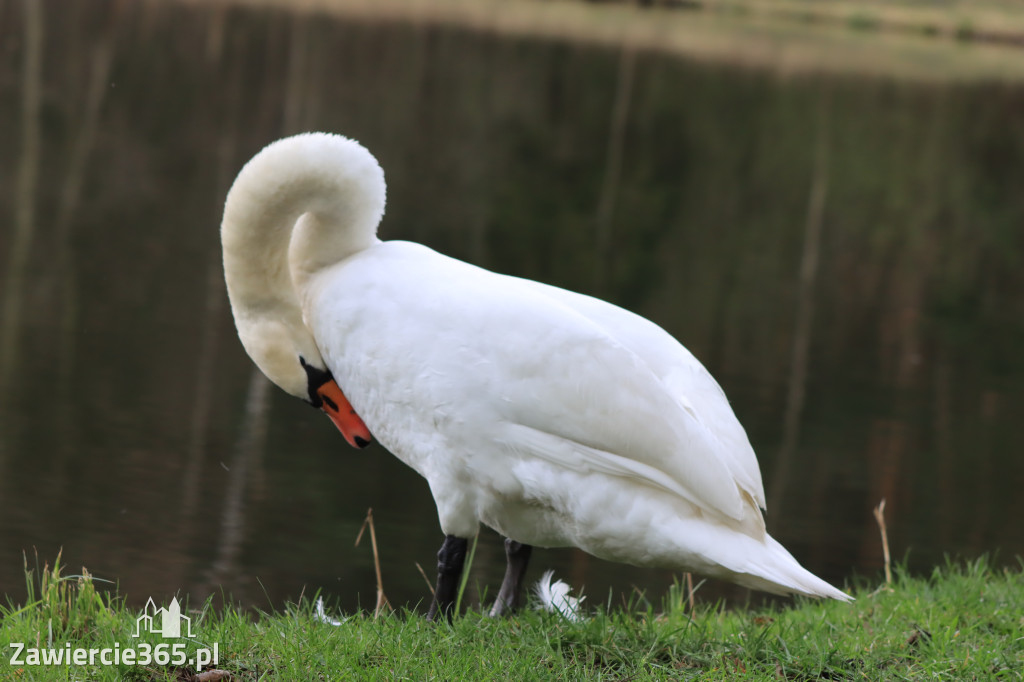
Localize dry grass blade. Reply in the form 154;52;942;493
415;562;435;596
355;508;391;618
873;499;892;586
685;572;695;615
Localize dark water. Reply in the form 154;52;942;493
1;0;1023;615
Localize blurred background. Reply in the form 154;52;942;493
1;0;1023;614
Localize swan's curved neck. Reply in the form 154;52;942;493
220;133;386;398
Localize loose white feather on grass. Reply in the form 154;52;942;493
314;596;345;626
534;570;585;621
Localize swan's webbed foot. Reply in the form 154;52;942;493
488;538;533;617
426;535;468;622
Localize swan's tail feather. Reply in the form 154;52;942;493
731;536;852;601
534;570;586;620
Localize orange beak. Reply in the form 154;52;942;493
316;379;372;449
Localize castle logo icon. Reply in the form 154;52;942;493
133;597;194;638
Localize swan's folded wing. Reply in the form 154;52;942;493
519;279;767;511
495;321;755;525
502;422;715;509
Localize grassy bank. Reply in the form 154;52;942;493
1;556;1021;680
186;0;1024;81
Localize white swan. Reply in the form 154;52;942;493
221;132;850;619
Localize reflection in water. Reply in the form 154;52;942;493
203;369;271;603
0;0;1023;613
768;91;829;517
0;0;43;535
0;0;43;399
54;6;118;378
593;44;636;297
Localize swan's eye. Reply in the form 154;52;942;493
320;393;339;412
309;376;374;449
300;355;333;408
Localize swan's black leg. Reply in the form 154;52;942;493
426;535;468;622
488;538;533;617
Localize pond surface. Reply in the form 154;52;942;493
1;0;1023;614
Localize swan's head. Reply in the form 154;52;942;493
222;132;383;448
233;312;324;401
234;310;373;449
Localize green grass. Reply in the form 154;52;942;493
2;554;1022;680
